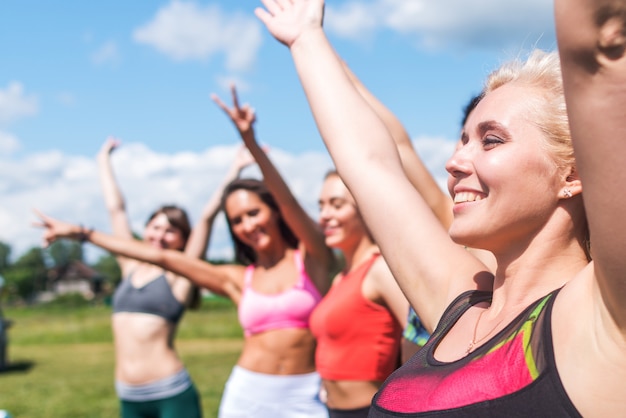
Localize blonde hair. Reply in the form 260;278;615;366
485;50;574;173
485;50;591;260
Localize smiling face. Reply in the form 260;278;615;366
318;173;369;251
445;83;567;252
224;189;281;253
143;212;186;250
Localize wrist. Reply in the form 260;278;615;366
77;224;92;243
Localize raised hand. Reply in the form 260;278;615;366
32;209;82;247
232;144;259;172
98;136;121;159
255;0;325;48
211;85;257;141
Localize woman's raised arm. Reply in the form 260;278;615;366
556;0;626;329
184;145;255;260
256;0;491;323
34;210;243;298
212;85;335;294
96;137;133;239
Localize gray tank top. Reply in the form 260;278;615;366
112;273;185;324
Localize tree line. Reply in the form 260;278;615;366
0;239;121;305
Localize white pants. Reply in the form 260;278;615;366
218;366;329;418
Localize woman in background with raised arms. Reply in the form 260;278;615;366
37;100;335;417
256;0;626;416
94;137;250;418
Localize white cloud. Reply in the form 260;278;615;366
1;137;456;264
0;82;39;126
133;1;262;71
91;41;121;67
0;131;21;155
326;0;555;51
324;2;379;41
0;143;333;263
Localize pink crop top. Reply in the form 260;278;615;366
238;250;323;337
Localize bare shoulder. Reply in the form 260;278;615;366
365;255;403;297
368;255;395;283
211;262;247;289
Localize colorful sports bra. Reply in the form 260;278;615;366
370;288;582;417
112;273;185;324
238;250;322;337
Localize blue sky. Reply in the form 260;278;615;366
0;0;556;262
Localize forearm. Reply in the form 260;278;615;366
556;0;626;324
83;228;162;265
185;151;249;259
346;63;453;227
290;29;404;188
97;155;131;237
83;227;232;296
246;134;301;214
97;156;126;214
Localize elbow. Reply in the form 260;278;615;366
556;1;626;71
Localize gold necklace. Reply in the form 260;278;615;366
466;307;503;354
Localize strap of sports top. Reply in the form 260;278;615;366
243;264;255;287
243;250;306;288
293;249;306;288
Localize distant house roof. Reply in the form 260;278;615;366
47;260;104;283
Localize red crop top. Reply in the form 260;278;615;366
238;250;323;337
309;253;403;381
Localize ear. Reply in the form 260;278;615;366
559;167;582;200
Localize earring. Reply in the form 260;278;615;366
563;189;572;198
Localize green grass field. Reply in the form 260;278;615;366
0;297;243;417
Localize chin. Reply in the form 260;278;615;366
324;236;343;249
448;226;472;247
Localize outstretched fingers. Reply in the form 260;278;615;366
256;0;325;48
229;84;241;110
210;93;231;115
258;0;283;17
31;208;50;228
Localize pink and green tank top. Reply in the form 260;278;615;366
370;288;582;417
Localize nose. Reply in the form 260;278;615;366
445;143;474;197
153;229;167;242
318;205;331;223
445;142;472;179
241;216;256;233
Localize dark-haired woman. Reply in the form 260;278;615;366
37;133;335;417
96;138;202;417
95;138;252;417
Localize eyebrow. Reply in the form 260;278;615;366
318;196;348;205
477;120;510;136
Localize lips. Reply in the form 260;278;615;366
322;224;339;236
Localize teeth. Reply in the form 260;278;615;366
454;192;484;204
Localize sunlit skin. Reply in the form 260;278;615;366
143;213;186;250
110;214;189;384
318;175;369;252
445;83;568;257
223;188;319;375
224;189;283;254
317;173;408;409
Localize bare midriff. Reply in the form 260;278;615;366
322;379;382;409
237;327;317;375
112;312;183;384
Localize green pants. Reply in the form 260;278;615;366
120;384;202;418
